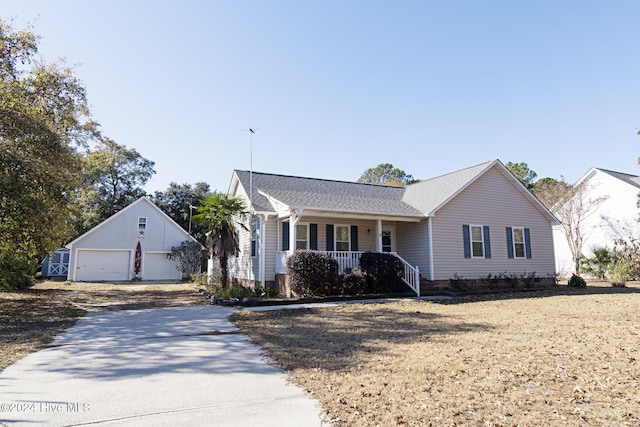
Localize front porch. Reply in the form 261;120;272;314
276;250;421;296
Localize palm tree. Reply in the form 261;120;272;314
192;193;249;288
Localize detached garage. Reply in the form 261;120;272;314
66;197;200;282
75;250;131;282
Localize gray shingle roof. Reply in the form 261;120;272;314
231;159;557;223
233;170;424;216
595;168;640;189
402;161;494;215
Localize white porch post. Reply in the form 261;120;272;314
258;214;266;285
428;217;434;280
289;217;296;254
376;219;383;252
289;209;303;254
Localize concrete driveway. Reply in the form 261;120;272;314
0;305;327;426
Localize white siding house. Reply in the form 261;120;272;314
553;168;640;278
224;160;558;295
66;197;199;282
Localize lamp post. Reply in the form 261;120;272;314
188;205;198;234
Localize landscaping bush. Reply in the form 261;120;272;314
0;251;37;290
567;273;587;288
359;252;406;293
206;282;279;300
286;250;339;297
609;258;631;287
449;272;470;291
166;240;205;280
340;267;369;295
580;247;612;280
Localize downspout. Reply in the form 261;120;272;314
428;217;434;280
376;219;382;252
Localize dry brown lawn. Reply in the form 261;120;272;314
2;280;639;426
232;284;640;426
0;280;208;371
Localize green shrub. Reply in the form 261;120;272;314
567;274;587;288
609;258;631;287
166;240;204;280
252;283;279;298
580;247;612;280
191;272;210;286
359;252;406;293
286;250;338;297
206;282;279;299
0;251;37;290
341;267;369;295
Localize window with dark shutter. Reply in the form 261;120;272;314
463;224;490;259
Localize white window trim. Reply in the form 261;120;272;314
250;216;258;258
335;224;351;252
296;222;310;250
511;226;527;259
138;217;147;238
470;224;485;259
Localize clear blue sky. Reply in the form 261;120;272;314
5;1;639;193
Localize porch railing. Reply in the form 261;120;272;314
389;252;420;297
276;250;420;296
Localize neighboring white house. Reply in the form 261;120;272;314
66;197;199;282
224;159;559;296
553;167;640;278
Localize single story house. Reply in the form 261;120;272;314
66;197;199;282
225;159;559;295
553;167;640;278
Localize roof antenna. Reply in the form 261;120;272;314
248;129;255;214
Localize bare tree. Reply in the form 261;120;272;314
534;179;608;273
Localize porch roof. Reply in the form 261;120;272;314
233;170;425;217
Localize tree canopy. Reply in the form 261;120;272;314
357;163;418;186
71;138;155;235
506;161;537;190
151;182;211;242
1;20;99;288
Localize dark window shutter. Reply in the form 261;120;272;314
310;224;318;250
506;227;514;259
282;222;289;251
483;226;491;259
326;224;334;251
462;224;471;258
350;225;358;251
524;228;532;259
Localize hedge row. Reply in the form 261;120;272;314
286;251;408;297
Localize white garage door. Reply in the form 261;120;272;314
75;250;131;281
143;252;181;281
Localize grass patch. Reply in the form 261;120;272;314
232;283;640;426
